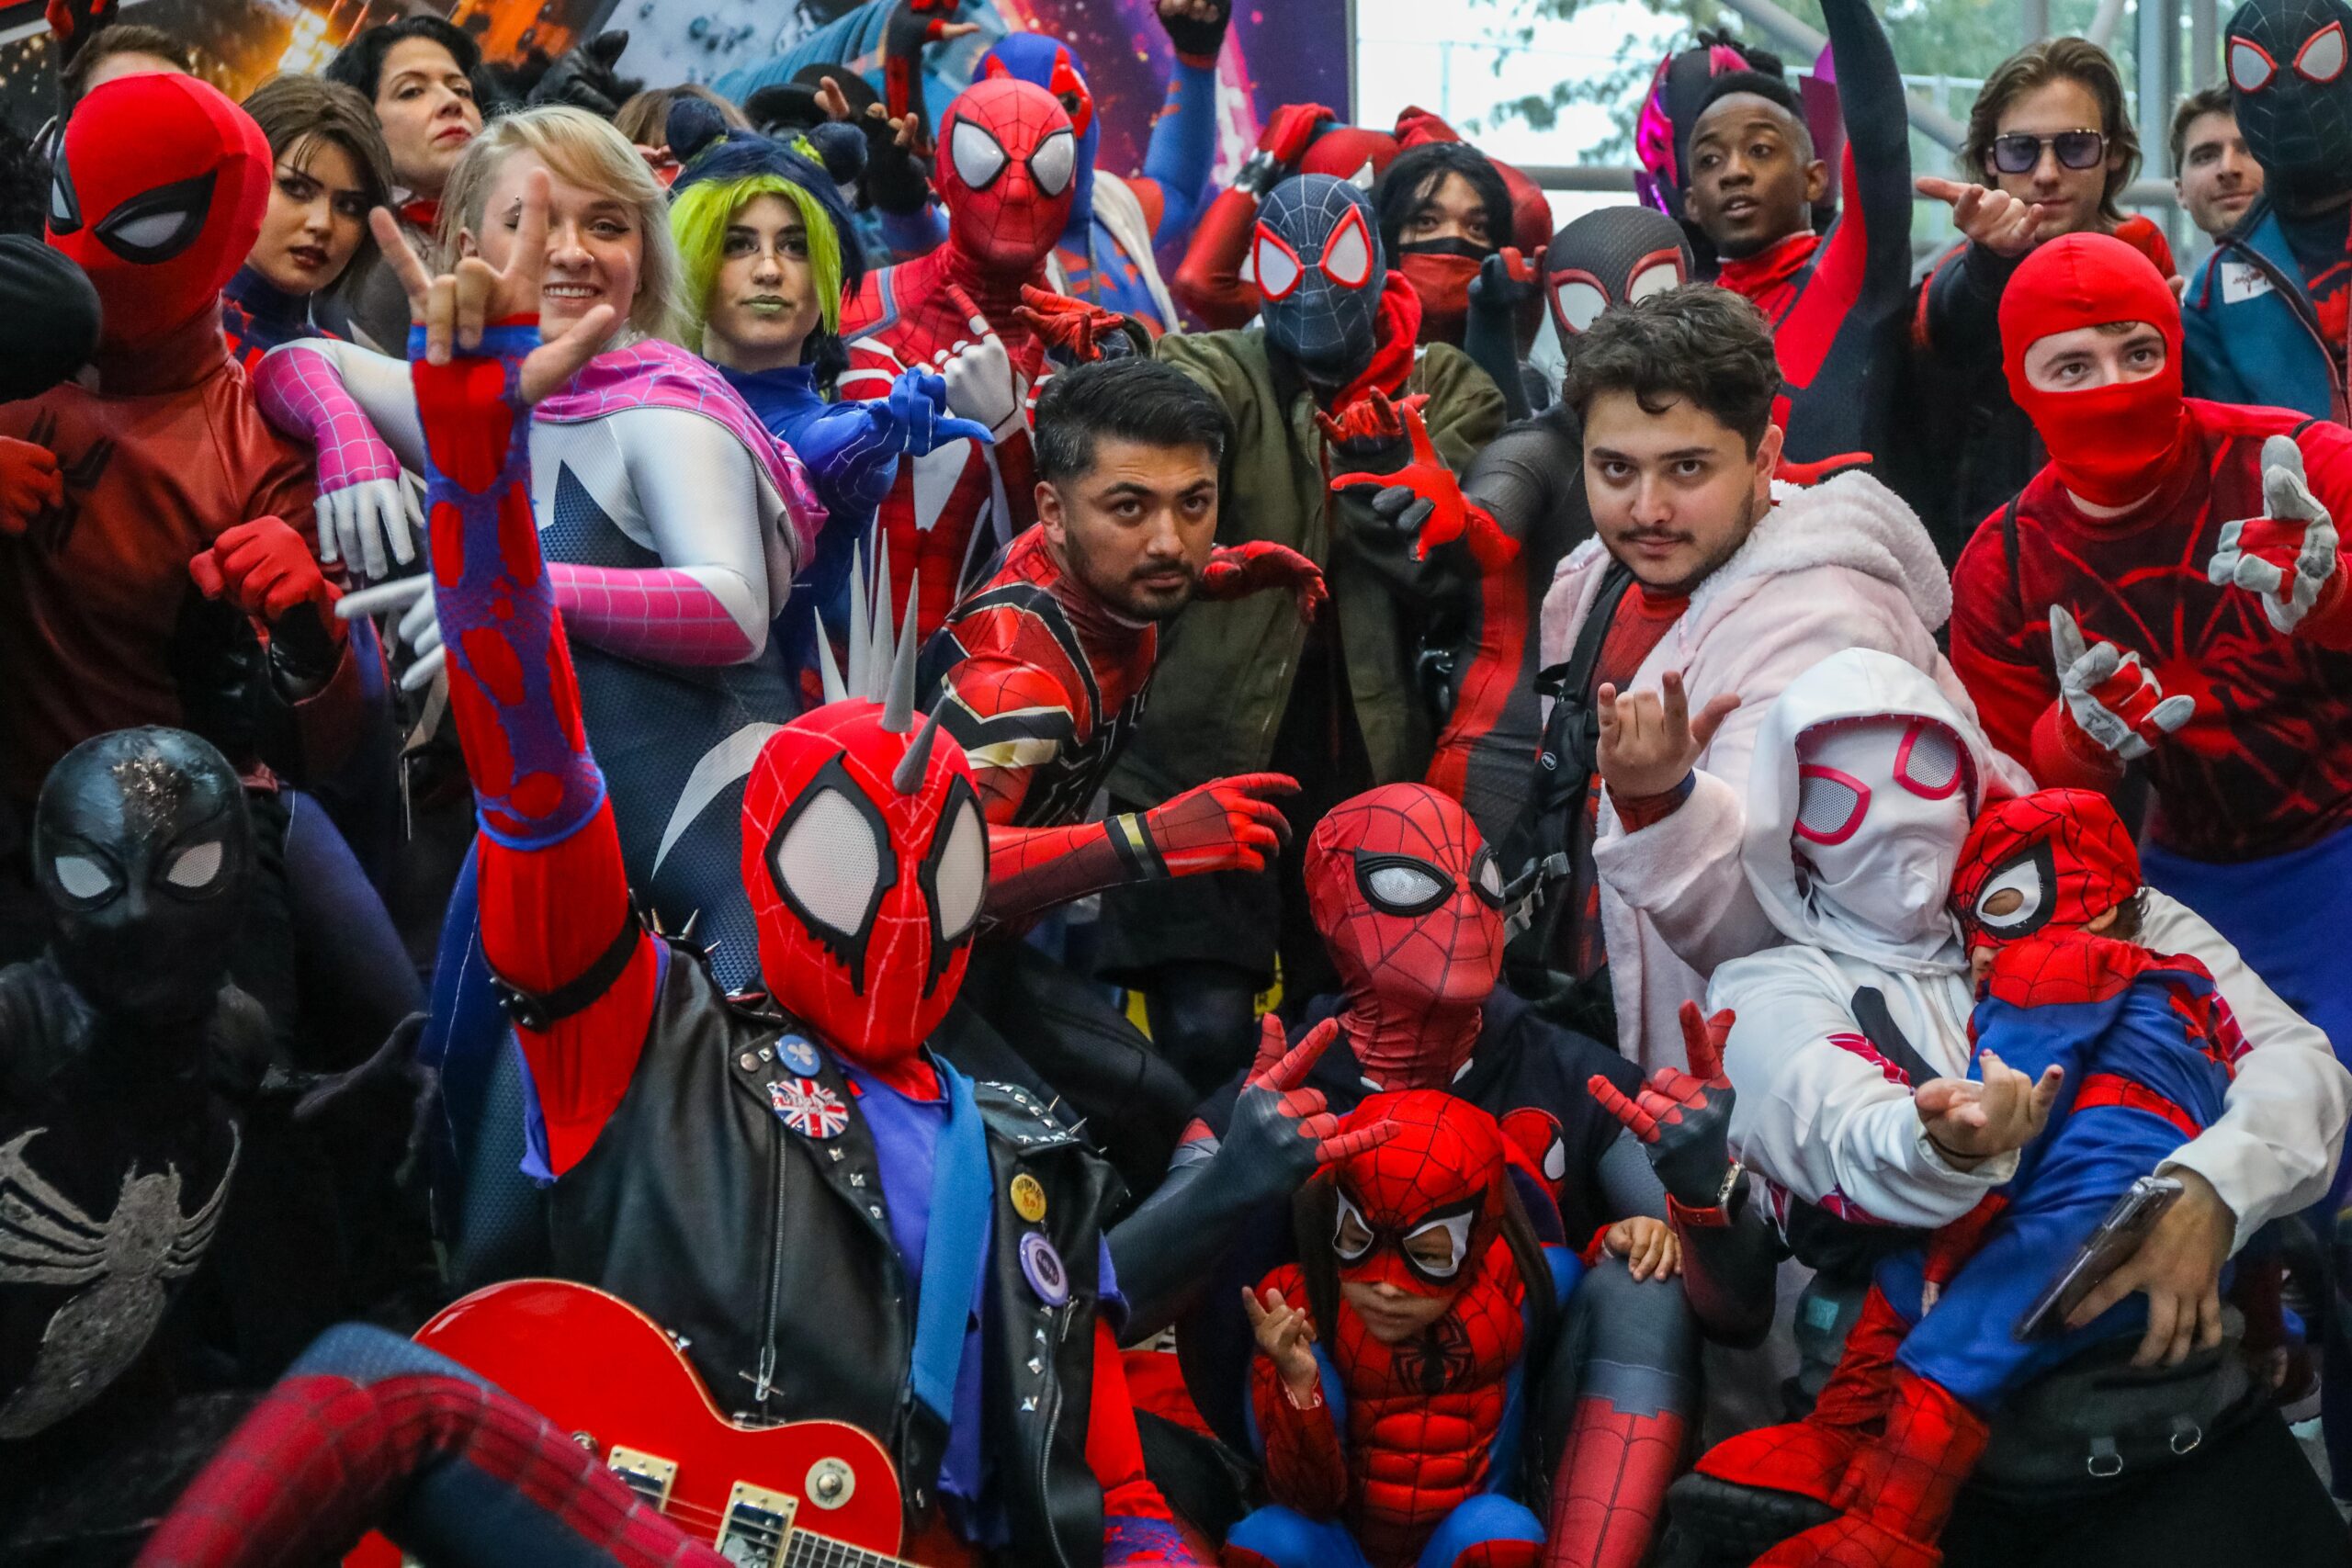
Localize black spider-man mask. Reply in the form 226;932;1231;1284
1254;175;1385;389
2228;0;2352;210
32;728;254;1027
1543;206;1692;345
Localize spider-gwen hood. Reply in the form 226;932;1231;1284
1739;649;2008;977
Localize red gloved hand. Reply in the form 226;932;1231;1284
1141;772;1297;876
1230;1013;1401;1169
43;0;115;54
0;437;62;536
1195;540;1328;623
1588;1002;1738;1215
189;515;342;631
1258;101;1337;166
1314;387;1423;455
1331;401;1518;573
1013;285;1136;364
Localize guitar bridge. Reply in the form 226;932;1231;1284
717;1481;799;1566
605;1448;677;1510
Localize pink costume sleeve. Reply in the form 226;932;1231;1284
547;563;760;665
253;342;404;492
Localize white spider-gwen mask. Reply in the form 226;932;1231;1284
1792;717;1976;949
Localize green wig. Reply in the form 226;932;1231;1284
671;170;848;356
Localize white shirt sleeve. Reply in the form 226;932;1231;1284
2140;891;2351;1247
1717;953;2017;1231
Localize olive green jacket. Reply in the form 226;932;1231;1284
1110;331;1506;805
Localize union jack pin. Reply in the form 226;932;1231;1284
771;1077;849;1140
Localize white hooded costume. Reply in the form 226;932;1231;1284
1542;469;2002;1074
1714;649;2349;1246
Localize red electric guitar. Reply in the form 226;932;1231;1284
343;1279;970;1568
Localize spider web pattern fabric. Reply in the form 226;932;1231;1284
1951;788;2140;953
1306;785;1505;1087
254;341;402;492
1950;400;2352;860
1247;1250;1532;1568
2228;0;2352;209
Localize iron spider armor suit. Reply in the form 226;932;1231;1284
410;322;1197;1564
1705;790;2245;1568
1226;1092;1572;1568
837;77;1077;640
915;522;1322;927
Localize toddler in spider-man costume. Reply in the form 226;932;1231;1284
1724;788;2245;1568
1226;1090;1578;1568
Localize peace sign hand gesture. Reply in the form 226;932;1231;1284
368;169;616;408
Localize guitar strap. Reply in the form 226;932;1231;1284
910;1058;991;1427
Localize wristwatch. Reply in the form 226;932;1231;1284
1666;1160;1744;1229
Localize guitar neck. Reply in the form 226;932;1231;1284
779;1527;923;1568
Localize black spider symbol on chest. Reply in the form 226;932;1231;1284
18;410;117;555
1396;1314;1476;1396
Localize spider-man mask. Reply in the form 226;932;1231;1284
2228;0;2352;209
1951;789;2140;954
936;77;1078;276
1329;1090;1508;1298
1254;174;1385;389
981;34;1098;220
47;73;270;351
1306;784;1506;1074
1793;716;1979;946
742;690;989;1069
33;727;253;1030
1544;205;1691;344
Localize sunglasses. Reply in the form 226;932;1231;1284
1988;130;2108;175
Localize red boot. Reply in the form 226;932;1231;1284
1753;1370;1991;1568
1690;1283;1911;1506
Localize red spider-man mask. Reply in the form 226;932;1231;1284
1951;789;2141;954
741;680;989;1070
1329;1090;1508;1298
48;73;270;350
1306;784;1506;1074
936;77;1077;276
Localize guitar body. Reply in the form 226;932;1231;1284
344;1279;922;1567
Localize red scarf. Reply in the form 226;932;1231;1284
399;197;441;233
1716;231;1819;322
1329;273;1425;410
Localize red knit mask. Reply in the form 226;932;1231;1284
1951;788;2141;953
1998;233;2191;508
1330;1090;1508;1298
48;73;270;350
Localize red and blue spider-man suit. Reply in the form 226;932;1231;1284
395;315;1201;1565
839;76;1093;639
1226;1090;1574;1568
1703;789;2245;1568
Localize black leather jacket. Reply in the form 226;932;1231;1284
547;949;1125;1564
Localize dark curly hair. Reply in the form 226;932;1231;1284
1563;284;1782;454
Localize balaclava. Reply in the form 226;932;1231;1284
47;73;270;350
1305;784;1506;1089
1329;1089;1509;1299
1951;789;2140;953
935;76;1078;278
2227;0;2352;211
981;33;1100;236
1255;173;1385;390
1999;232;2192;510
33;728;254;1030
1543;205;1693;344
1793;716;1978;950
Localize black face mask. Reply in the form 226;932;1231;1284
2229;0;2352;211
32;728;253;1029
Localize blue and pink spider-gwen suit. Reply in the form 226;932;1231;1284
146;319;1204;1568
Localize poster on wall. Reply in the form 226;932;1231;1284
0;0;1350;186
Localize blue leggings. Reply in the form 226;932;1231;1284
1225;1495;1544;1568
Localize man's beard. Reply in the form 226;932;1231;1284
1625;486;1761;597
1064;529;1195;623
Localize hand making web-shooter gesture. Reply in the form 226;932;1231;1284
1331;401;1520;575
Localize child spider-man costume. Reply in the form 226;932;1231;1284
1698;790;2245;1568
1117;785;1770;1568
1225;1092;1572;1568
394;299;1198;1562
839;76;1129;638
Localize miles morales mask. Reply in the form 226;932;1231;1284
1254;174;1385;390
2228;0;2352;210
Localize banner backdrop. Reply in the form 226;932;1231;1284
0;0;1351;186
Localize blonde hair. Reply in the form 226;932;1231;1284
436;105;684;344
